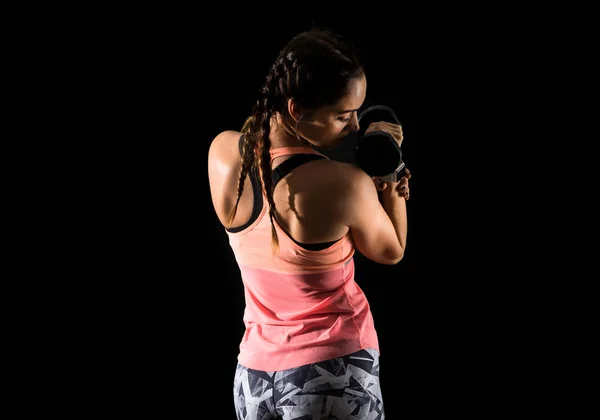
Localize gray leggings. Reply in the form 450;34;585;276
233;348;384;419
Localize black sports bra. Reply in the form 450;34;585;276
226;135;340;251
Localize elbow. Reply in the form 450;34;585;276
385;255;404;265
355;241;405;265
379;248;405;265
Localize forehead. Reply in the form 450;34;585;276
330;74;367;113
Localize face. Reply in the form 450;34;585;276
295;74;367;149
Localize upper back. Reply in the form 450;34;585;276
271;150;354;247
208;130;362;249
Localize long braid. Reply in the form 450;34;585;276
255;56;299;254
229;87;278;253
234;59;288;254
257;104;278;254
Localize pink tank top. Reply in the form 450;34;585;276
226;146;379;371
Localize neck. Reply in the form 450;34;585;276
269;113;312;149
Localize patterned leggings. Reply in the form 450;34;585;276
233;348;384;420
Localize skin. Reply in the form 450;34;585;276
208;73;409;264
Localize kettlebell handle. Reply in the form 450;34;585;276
358;105;402;129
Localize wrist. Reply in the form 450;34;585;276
379;161;406;183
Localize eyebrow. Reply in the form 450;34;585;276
337;108;360;114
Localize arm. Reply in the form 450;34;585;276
376;174;410;260
344;167;408;265
345;120;410;265
207;130;244;226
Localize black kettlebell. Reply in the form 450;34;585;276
355;105;406;182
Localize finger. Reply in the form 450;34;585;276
364;122;382;135
365;121;400;133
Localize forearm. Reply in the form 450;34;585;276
380;186;408;252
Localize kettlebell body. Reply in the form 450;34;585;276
355;105;406;182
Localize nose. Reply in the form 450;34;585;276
348;112;360;132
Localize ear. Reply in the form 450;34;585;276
287;98;303;122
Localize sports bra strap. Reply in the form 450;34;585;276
272;154;326;187
270;146;326;163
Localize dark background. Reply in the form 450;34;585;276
87;16;418;419
200;22;418;418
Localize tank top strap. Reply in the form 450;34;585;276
269;147;327;164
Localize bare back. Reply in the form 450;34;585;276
270;154;354;246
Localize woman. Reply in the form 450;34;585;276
208;27;410;420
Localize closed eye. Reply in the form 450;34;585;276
337;116;351;123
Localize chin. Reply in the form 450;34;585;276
320;139;343;150
331;133;353;147
313;134;347;150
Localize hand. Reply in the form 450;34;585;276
364;121;403;147
372;168;412;200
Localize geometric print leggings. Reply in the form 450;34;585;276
233;348;385;419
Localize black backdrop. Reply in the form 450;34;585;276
203;23;418;418
93;16;418;419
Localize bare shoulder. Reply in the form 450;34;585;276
208;130;242;162
320;159;374;193
208;130;243;197
296;158;375;213
272;157;375;244
208;130;245;226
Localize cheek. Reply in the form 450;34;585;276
324;125;345;139
329;119;347;131
302;120;345;142
337;123;351;134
